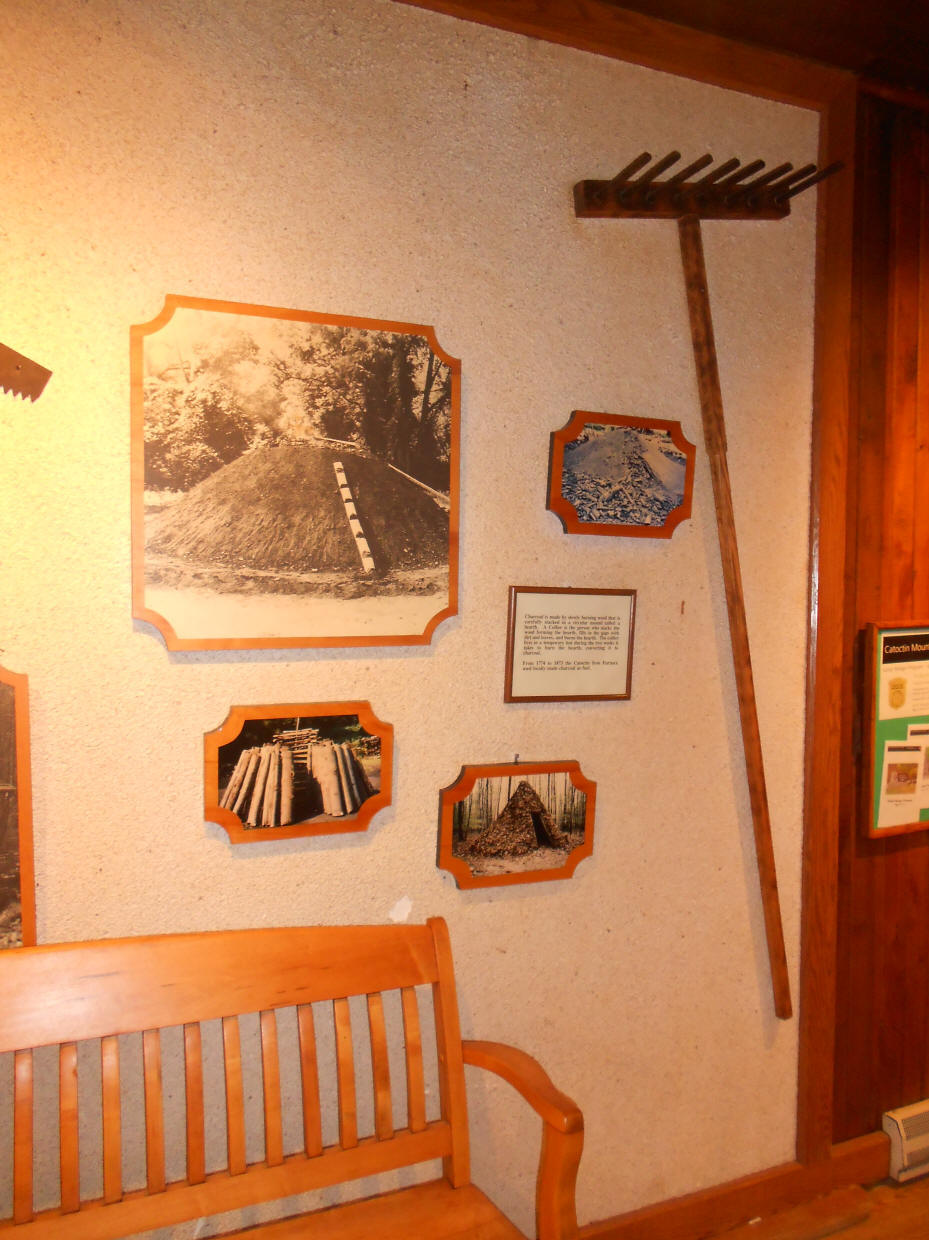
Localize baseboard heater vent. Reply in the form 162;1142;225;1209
883;1100;929;1182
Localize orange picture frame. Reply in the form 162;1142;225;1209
205;701;393;843
0;665;36;947
131;295;460;651
547;411;695;538
437;760;595;889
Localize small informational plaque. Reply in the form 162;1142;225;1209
864;622;929;838
504;586;635;702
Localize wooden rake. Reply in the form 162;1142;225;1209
575;151;841;1020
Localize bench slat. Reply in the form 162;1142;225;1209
100;1036;122;1204
429;918;470;1188
260;1011;284;1167
0;1125;454;1240
401;987;427;1133
367;993;393;1140
0;926;441;1050
58;1043;80;1214
143;1028;166;1193
223;1016;247;1175
0;920;577;1240
296;1004;322;1157
13;1048;33;1223
334;998;358;1149
183;1022;206;1185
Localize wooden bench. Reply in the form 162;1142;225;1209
0;917;583;1239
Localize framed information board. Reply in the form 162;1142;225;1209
504;585;636;703
864;622;929;838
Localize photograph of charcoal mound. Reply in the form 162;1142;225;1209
206;707;392;843
132;297;459;649
437;761;595;889
548;411;695;539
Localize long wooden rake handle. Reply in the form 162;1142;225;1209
678;214;793;1020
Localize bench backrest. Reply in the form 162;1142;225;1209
0;917;470;1239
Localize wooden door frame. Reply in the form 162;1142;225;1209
397;0;858;1172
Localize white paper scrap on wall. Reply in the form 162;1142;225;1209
388;896;413;923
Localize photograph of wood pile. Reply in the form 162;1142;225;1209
450;769;589;881
468;780;571;856
218;717;380;830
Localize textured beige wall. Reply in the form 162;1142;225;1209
0;0;818;1229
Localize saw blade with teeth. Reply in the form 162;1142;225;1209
0;342;52;401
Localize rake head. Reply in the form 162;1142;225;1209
574;150;842;220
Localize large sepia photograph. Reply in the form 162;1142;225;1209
132;296;459;650
437;760;595;889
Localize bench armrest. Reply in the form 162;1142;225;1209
463;1039;583;1240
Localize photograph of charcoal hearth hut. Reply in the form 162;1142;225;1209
215;713;383;837
448;769;590;885
551;414;693;538
133;300;457;647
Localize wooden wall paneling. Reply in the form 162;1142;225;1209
395;0;848;107
883;112;922;613
796;77;858;1164
867;106;929;1128
578;1134;889;1240
915;119;929;1101
888;111;929;1112
832;95;893;1146
833;98;929;1143
917;122;929;613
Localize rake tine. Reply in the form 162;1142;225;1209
667;153;714;185
692;157;741;188
634;150;681;185
609;151;652;187
775;160;844;200
739;162;793;192
717;159;766;189
766;163;817;193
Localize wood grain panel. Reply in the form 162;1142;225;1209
367;993;394;1140
401;987;427;1133
334;998;358;1150
0;924;440;1050
796;76;858;1163
260;1011;284;1167
100;1036;122;1205
297;1004;323;1157
183;1022;206;1185
833;96;929;1143
831;94;891;1148
222;1016;247;1176
59;1042;80;1214
394;0;850;107
13;1048;34;1223
142;1028;166;1193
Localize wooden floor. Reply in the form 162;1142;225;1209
716;1177;929;1239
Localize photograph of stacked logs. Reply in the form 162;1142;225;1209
219;722;378;829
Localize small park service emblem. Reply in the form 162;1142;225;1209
888;677;907;710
